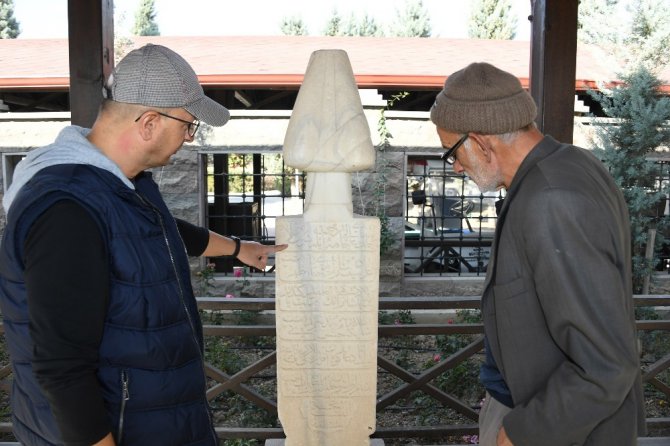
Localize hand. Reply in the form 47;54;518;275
497;426;514;446
237;241;288;271
93;433;116;446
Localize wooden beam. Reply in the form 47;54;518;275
67;0;114;128
529;0;579;143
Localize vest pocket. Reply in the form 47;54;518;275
117;369;130;444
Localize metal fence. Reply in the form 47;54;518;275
405;155;503;277
202;152;305;274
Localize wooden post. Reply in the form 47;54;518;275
529;0;579;144
67;0;114;128
643;228;657;294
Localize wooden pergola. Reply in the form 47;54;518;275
66;0;578;142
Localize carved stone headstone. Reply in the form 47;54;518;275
275;49;381;446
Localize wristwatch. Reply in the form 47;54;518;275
229;236;241;258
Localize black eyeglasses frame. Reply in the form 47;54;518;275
134;110;200;138
441;133;469;165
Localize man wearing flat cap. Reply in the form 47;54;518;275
431;62;645;446
0;44;286;445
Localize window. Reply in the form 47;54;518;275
2;153;26;192
405;155;503;276
203;152;305;274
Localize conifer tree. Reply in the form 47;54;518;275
468;0;516;40
323;9;343;36
624;0;670;69
0;0;20;39
577;0;621;46
321;10;384;37
132;0;160;36
353;13;383;37
280;16;308;35
589;68;670;291
390;0;431;37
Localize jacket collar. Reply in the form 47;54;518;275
483;135;563;291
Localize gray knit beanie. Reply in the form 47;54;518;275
430;62;537;135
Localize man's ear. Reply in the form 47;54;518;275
136;112;158;141
469;133;494;162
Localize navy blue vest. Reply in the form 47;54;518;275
0;164;217;445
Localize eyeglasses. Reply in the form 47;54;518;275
441;134;468;165
135;110;200;138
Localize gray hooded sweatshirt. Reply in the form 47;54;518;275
3;126;134;214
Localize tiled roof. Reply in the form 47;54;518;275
0;35;667;91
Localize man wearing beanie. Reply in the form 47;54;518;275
431;62;645;446
0;44;286;445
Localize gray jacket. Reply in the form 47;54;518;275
483;135;646;445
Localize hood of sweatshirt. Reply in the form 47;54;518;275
3;126;135;213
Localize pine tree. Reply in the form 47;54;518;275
390;0;431;37
132;0;160;36
323;9;343;36
280;16;308;36
468;0;517;40
624;0;670;69
354;13;383;37
0;0;20;39
577;0;621;46
589;67;670;291
322;9;383;37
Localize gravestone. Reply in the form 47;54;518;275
273;49;381;446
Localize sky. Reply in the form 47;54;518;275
12;0;533;40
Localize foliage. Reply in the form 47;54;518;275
280;16;308;35
132;0;160;36
204;337;244;374
467;0;516;40
390;0;431;37
195;262;217;295
635;307;670;361
322;9;344;36
578;0;670;71
588;67;670;292
366;92;409;255
322;10;383;36
577;0;622;46
435;360;481;399
350;13;383;37
223;153;297;195
378;309;416;325
624;0;670;69
222;440;259;446
0;0;20;39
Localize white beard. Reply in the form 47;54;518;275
463;141;503;193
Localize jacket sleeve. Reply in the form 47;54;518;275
503;186;639;446
24;199;111;446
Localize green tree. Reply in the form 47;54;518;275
589;67;670;292
281;16;308;35
468;0;517;40
577;0;621;46
322;9;384;37
323;9;344;36
342;12;383;37
390;0;431;37
0;0;20;39
624;0;670;69
132;0;160;36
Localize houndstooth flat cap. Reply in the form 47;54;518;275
104;44;230;126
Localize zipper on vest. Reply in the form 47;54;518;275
135;192;218;444
118;369;130;444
